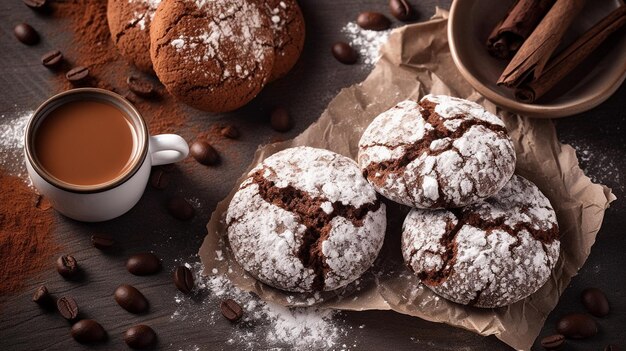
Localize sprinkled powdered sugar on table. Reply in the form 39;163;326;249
0;110;33;179
341;22;391;66
170;260;357;350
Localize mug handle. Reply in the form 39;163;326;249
149;134;189;166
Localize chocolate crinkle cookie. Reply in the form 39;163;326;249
226;147;387;293
402;175;560;308
358;95;516;209
150;0;275;112
260;0;305;81
107;0;161;72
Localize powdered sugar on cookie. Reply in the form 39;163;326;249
358;95;516;209
128;0;161;31
227;147;386;293
402;175;560;308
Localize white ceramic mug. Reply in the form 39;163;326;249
24;88;189;222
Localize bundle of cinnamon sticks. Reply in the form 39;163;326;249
487;0;626;103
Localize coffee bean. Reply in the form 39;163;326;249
127;76;155;98
270;106;292;132
124;325;157;349
332;42;358;65
114;284;149;314
14;23;40;45
150;168;170;189
173;266;194;294
66;66;89;84
71;319;107;344
127;253;162;275
56;254;79;279
605;345;621;351
190;140;220;166
32;285;52;306
91;234;115;250
581;287;609;317
389;0;415;21
221;125;240;139
23;0;47;9
167;196;195;221
556;313;597;339
540;334;565;350
57;296;79;320
41;50;63;68
220;299;243;322
357;12;391;31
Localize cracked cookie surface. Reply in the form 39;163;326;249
358;95;516;209
401;175;560;308
107;0;161;72
150;0;275;112
226;147;387;293
258;0;305;81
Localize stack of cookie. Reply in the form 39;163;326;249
107;0;305;112
358;95;560;308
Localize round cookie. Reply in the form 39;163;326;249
358;95;517;209
226;147;387;293
150;0;275;112
260;0;306;81
107;0;161;73
401;175;560;308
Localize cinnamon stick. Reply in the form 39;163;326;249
516;5;626;103
487;0;556;60
497;0;587;87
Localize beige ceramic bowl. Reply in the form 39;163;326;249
448;0;626;118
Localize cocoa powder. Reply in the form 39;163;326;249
50;0;186;135
0;171;58;296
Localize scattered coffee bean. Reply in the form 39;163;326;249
23;0;47;9
114;284;149;314
66;66;89;84
14;23;40;45
220;125;239;139
556;313;597;339
127;252;162;276
91;234;115;250
57;296;79;320
173;266;194;294
605;345;621;351
389;0;415;21
41;50;63;68
32;285;52;306
581;287;609;317
127;76;155;98
150;168;170;189
220;299;243;322
540;334;565;350
332;42;358;65
124;324;157;349
190;140;219;166
166;196;195;221
270;106;292;132
71;319;107;344
357;12;391;31
56;254;79;279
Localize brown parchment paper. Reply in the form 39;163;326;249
199;9;616;350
